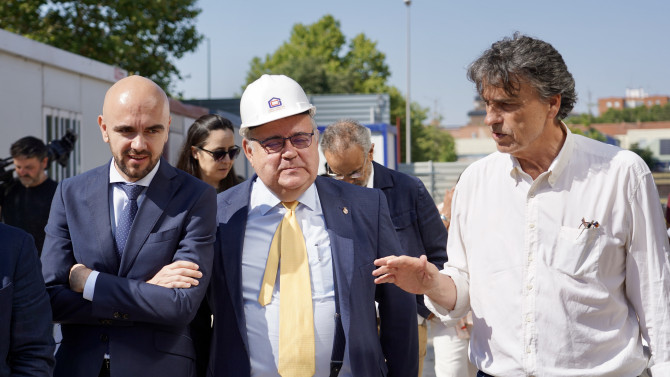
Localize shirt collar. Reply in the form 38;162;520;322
507;121;573;186
365;162;375;188
109;158;160;187
251;177;318;216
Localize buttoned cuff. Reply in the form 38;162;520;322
424;268;469;324
83;270;99;301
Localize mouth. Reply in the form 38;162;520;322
279;166;303;174
491;131;507;141
126;151;150;163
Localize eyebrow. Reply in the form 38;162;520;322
112;124;165;132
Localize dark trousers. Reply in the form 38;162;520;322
477;371;494;377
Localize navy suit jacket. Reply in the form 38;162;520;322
41;159;217;377
372;162;448;318
0;224;55;376
206;175;418;377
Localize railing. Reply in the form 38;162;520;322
398;161;471;203
400;162;670;208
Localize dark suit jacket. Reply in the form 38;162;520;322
41;159;217;377
206;175;418;377
0;224;55;376
373;162;448;318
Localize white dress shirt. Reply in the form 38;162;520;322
426;125;670;376
242;178;352;377
82;160;159;300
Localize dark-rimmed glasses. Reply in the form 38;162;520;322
248;132;314;154
195;145;241;161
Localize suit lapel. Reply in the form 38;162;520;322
372;161;394;190
315;177;355;335
87;164;120;272
218;178;253;351
119;160;178;276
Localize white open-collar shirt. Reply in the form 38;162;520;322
427;125;670;376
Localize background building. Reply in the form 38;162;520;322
598;88;669;115
0;28;207;181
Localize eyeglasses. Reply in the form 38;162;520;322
325;153;369;180
248;132;314;154
195;145;241;161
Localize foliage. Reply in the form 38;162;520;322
0;0;202;94
566;103;670;124
629;143;658;171
569;126;607;142
245;14;456;162
245;15;389;95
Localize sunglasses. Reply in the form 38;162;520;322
195;145;241;161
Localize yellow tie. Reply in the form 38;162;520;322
258;201;315;377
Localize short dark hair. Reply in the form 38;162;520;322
467;33;577;120
10;136;48;160
176;114;241;192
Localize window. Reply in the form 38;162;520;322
660;139;670;155
43;107;81;182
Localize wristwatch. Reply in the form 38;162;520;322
440;213;449;222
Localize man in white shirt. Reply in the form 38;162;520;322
373;33;670;376
205;74;418;377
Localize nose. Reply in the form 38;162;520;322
280;139;298;158
131;133;147;150
484;106;502;127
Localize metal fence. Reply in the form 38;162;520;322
400;162;670;208
398;161;472;203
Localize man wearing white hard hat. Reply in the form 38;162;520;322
204;74;418;376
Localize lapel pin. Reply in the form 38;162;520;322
342;207;349;215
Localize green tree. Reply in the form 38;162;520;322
567;103;670;124
245;14;456;162
569;126;607;142
244;15;388;95
0;0;202;93
629;143;658;171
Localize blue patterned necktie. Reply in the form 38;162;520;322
115;183;144;257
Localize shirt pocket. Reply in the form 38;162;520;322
546;226;603;277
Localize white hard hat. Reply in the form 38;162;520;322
239;74;316;129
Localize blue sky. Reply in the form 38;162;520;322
174;0;670;126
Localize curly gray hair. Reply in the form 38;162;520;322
467;32;577;120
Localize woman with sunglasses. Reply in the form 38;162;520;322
177;114;243;193
176;113;243;377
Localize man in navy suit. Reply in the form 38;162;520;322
206;74;418;376
41;75;217;377
320;119;448;376
0;224;55;376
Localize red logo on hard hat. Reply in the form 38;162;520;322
268;97;282;109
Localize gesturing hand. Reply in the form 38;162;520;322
147;261;202;288
372;255;440;295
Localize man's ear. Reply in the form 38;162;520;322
547;94;561;120
242;138;254;162
98;115;109;143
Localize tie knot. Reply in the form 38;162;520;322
282;201;299;211
118;183;144;200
